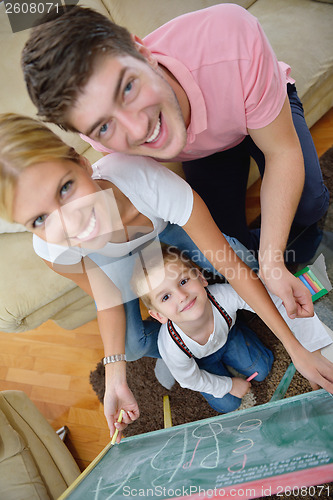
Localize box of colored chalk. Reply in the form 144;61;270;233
294;254;332;302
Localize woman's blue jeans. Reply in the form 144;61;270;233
197;320;273;413
122;223;258;361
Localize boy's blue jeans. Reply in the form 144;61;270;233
197;321;274;413
122;223;259;361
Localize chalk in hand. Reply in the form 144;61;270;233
111;409;124;445
246;372;258;382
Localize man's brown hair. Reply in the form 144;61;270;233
21;5;145;131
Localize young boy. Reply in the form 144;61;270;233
132;245;332;413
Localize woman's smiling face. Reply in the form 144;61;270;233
12;159;121;250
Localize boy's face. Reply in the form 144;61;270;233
67;51;188;160
148;259;208;325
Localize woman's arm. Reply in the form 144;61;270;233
182;192;333;393
43;258;139;436
97;305;139;437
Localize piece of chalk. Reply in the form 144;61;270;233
163;395;173;428
298;274;316;295
307;269;325;290
302;272;321;293
246;372;258;382
111;409;124;445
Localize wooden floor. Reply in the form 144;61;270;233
0;108;332;471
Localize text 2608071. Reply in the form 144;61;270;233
5;2;59;15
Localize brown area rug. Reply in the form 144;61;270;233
90;146;333;499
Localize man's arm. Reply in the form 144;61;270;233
248;96;313;319
182;192;333;393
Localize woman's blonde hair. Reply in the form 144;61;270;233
0;113;81;222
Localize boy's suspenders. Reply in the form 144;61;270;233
167;288;232;358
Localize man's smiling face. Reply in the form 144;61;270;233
67;53;188;160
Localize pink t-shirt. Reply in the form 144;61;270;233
81;4;294;162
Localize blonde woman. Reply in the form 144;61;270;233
1;113;332;438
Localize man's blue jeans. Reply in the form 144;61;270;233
197;320;274;413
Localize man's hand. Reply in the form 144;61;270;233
289;346;333;394
260;262;314;319
229;377;251;398
104;381;139;441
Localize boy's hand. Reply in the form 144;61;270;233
229;377;251;398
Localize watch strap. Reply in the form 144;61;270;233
103;354;126;365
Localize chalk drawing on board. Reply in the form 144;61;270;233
59;390;333;500
93;463;137;499
182;421;223;470
151;429;187;486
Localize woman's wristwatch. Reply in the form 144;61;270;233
103;354;127;365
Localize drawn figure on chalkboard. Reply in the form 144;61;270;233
184;422;223;469
150;421;223;489
131;245;333;413
151;428;188;487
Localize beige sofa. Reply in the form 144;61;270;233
0;0;332;333
0;390;80;500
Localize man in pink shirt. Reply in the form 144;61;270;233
22;3;329;320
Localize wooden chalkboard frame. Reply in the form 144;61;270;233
59;390;333;500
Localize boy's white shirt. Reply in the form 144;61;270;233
157;283;332;399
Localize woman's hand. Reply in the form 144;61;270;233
104;379;140;441
103;360;140;440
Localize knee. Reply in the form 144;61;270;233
253;350;274;381
203;392;241;413
124;343;142;362
125;339;159;361
125;332;149;361
125;325;160;361
224;235;259;271
295;187;329;225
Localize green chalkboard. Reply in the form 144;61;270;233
61;390;333;499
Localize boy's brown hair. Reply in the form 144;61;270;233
131;244;195;310
21;5;145;131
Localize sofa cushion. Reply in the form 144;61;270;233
248;0;333;127
0;232;95;332
0;410;50;500
103;0;257;37
0;391;81;500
